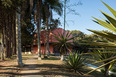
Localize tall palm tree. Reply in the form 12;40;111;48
34;0;63;59
42;0;63;56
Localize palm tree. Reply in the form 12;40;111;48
42;0;63;57
34;0;63;58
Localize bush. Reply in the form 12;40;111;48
64;52;86;73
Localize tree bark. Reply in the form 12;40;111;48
16;7;23;66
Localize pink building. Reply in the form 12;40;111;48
33;28;73;54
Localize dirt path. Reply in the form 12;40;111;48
20;55;42;77
20;55;91;77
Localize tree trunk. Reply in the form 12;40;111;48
44;30;46;57
6;14;10;58
8;15;12;57
46;18;49;56
1;30;4;60
3;20;7;58
63;0;66;36
36;0;42;60
12;14;16;55
16;7;23;66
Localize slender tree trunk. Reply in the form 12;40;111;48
4;20;7;58
36;0;42;60
16;7;23;66
1;30;4;60
63;0;66;36
8;14;12;57
6;14;10;58
46;18;49;56
12;15;15;55
44;30;46;57
14;15;16;55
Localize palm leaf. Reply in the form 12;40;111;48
88;29;116;41
84;59;116;75
92;17;116;33
101;1;116;18
100;10;116;28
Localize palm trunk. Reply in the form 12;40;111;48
16;7;23;66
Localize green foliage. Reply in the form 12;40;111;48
64;52;86;72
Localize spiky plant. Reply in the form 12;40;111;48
64;52;86;73
83;1;116;76
53;32;74;61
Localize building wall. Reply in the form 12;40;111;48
33;44;53;54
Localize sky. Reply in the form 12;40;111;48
54;0;116;35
